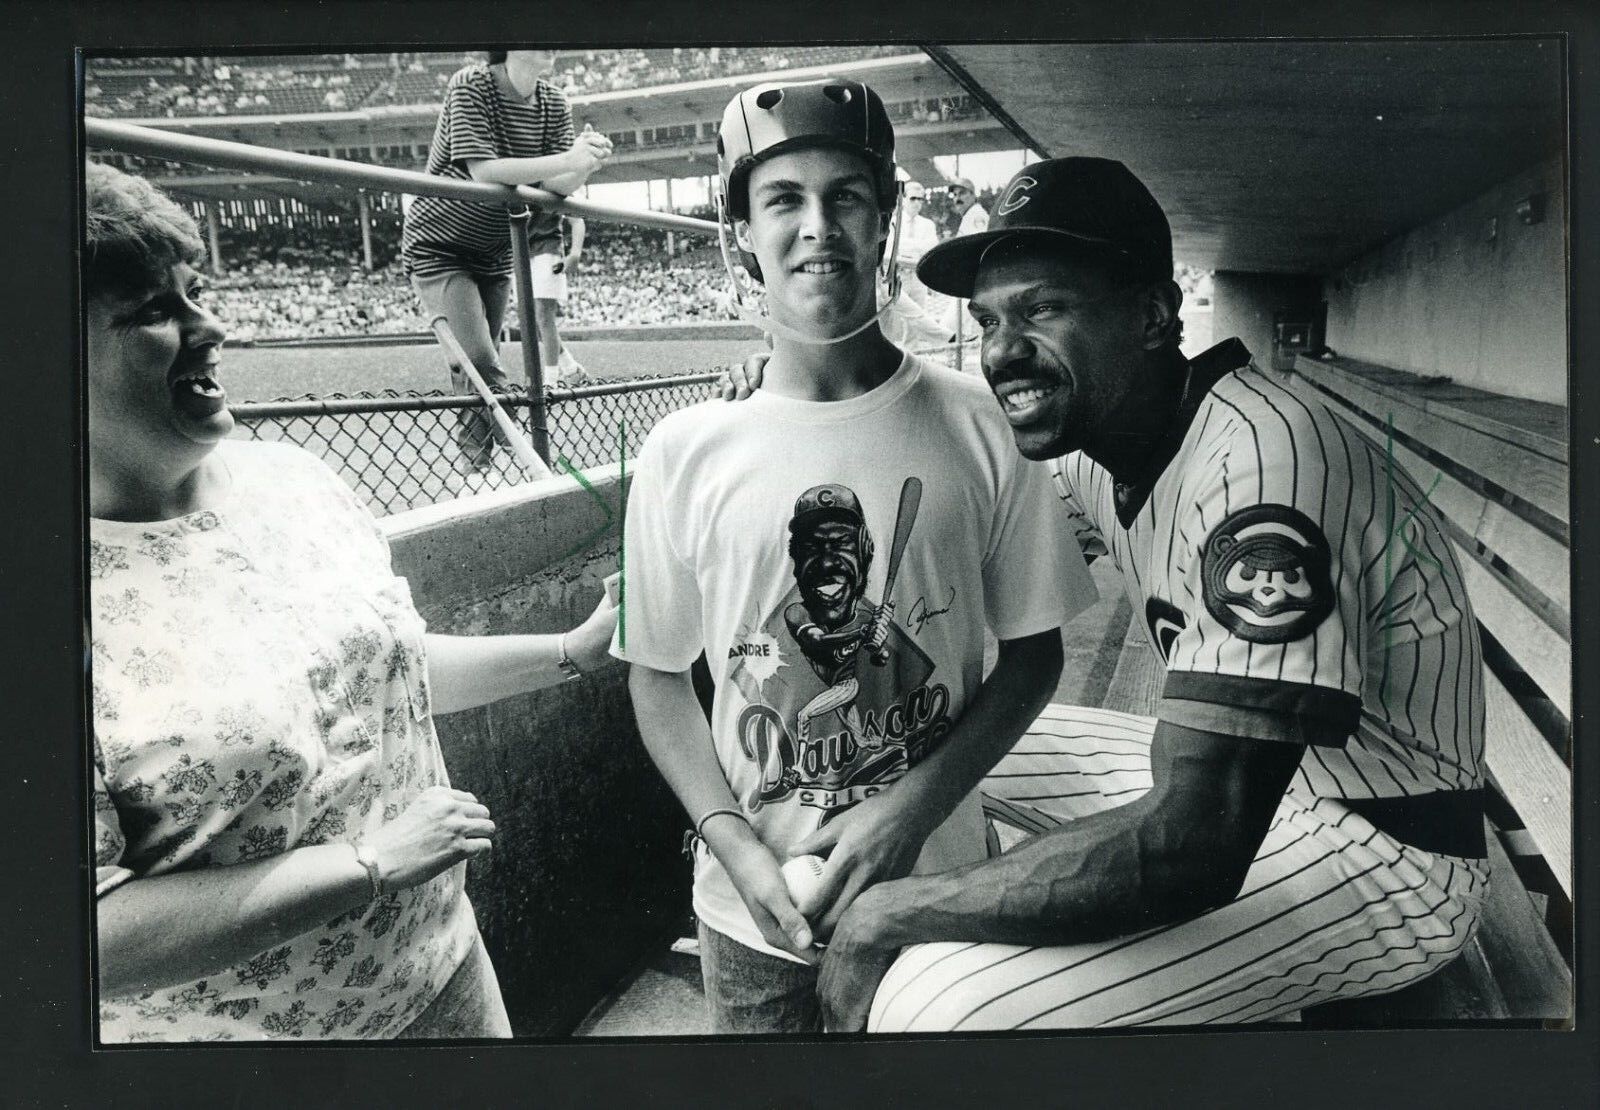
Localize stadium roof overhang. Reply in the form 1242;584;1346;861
929;39;1563;274
130;52;987;200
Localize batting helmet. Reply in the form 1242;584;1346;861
716;79;898;282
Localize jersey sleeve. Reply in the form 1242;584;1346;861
1158;412;1367;748
1048;455;1109;562
442;73;502;165
982;454;1098;640
611;429;703;672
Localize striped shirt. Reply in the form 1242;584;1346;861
402;63;575;279
1049;342;1485;808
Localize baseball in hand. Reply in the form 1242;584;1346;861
781;854;829;915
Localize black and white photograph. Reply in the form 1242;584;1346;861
75;29;1576;1056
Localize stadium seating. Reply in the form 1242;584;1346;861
84;47;913;117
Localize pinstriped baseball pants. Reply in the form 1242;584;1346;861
867;704;1488;1031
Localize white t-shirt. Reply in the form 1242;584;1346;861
614;353;1095;960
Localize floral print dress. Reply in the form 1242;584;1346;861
91;440;476;1042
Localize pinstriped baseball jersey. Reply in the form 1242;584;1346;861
1049;344;1484;813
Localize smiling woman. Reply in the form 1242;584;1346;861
84;161;619;1042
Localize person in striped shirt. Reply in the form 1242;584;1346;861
401;49;611;483
797;156;1488;1031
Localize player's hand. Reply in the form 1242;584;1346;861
866;603;892;662
563;585;619;673
561;252;581;272
717;836;819;963
718;351;769;401
818;884;901;1032
362;786;495;890
786;788;933;940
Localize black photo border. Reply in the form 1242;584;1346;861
8;1;1597;1105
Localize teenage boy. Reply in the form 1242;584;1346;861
612;79;1092;1034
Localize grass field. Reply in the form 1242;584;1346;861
222;333;981;517
222;338;759;402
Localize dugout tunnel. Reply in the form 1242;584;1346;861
88;38;1572;1034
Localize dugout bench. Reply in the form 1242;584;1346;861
1274;355;1570;1024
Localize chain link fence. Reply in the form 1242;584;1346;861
232;340;975;517
232;371;721;515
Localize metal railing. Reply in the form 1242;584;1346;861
86;118;976;515
86;116;721;472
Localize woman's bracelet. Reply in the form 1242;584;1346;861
351;842;385;902
556;632;583;682
694;807;748;840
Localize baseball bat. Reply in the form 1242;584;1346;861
870;476;923;659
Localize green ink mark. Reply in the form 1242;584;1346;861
1379;411;1444;681
1383;413;1396;674
618;417;626;652
553;451;620;562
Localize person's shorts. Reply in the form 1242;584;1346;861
531;253;568;304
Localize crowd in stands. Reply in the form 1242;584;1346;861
192;179;1152;342
85;60;376;117
85;46;910;116
199;217;734;342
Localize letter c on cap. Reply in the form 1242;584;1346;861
996;176;1038;217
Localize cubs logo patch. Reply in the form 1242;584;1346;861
995;175;1038;217
1200;505;1334;644
1144;598;1187;663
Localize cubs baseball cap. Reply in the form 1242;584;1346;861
918;157;1172;298
790;484;866;532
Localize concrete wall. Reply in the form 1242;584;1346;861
1322;156;1566;405
1211;273;1324;370
382;465;690;1037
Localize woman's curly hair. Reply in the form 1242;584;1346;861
84;160;205;300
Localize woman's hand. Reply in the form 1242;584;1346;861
565;585;620;672
362;786;495;890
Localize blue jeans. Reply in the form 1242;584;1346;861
697;922;821;1034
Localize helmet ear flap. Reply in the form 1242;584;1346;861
860;524;875;567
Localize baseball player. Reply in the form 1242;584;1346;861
797;157;1489;1032
612;81;1090;1033
939;177;989;339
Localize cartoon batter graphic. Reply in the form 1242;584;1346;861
783;483;891;752
733;478;944;815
